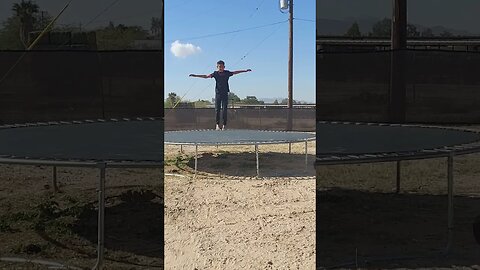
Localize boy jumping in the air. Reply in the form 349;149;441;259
189;60;252;130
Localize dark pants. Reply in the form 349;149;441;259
215;93;228;126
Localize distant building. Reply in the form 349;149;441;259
28;31;97;50
133;39;162;50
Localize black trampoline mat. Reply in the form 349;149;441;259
0;120;163;163
164;129;315;145
317;122;480;155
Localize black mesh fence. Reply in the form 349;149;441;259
165;107;315;131
317;49;480;123
0;50;163;124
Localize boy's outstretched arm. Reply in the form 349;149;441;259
231;69;252;75
189;74;212;78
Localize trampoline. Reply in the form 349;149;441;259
165;129;316;176
315;121;480;254
0;117;164;270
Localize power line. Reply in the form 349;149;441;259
236;22;284;65
187;21;285;104
83;0;123;28
166;20;288;43
220;0;269;57
248;0;267;19
294;18;315;22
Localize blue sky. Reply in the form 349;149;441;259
165;0;315;103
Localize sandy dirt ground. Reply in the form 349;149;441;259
317;125;480;269
0;165;163;269
164;142;316;270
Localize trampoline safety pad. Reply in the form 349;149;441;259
0;118;164;166
316;122;480;164
165;129;315;145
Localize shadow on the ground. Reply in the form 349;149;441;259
187;152;316;177
317;188;480;269
72;190;163;259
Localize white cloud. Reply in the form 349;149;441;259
170;40;201;58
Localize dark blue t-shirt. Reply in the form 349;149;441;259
211;70;233;96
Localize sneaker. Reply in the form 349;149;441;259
222;125;226;130
215;124;221;130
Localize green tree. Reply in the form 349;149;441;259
440;30;453;37
242;96;264;105
370;18;420;38
96;22;148;50
0;2;55;49
12;0;39;48
165;92;181;108
150;17;162;37
280;98;299;105
228;92;241;103
36;11;52;30
273;99;279;105
407;24;420;37
194;99;212;108
345;22;361;37
421;28;434;37
370;18;391;37
0;17;23;49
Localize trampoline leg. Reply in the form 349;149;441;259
255;144;259;177
289;143;292;154
396;161;401;194
305;141;308;171
445;153;454;255
93;163;106;270
194;145;198;176
53;166;58;193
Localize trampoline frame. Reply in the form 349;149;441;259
315;121;480;257
165;129;316;177
0;118;163;270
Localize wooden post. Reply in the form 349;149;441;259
389;0;407;123
287;0;294;130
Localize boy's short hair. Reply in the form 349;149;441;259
217;60;225;66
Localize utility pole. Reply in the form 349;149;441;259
280;0;294;129
287;0;293;109
390;0;407;123
392;0;407;49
